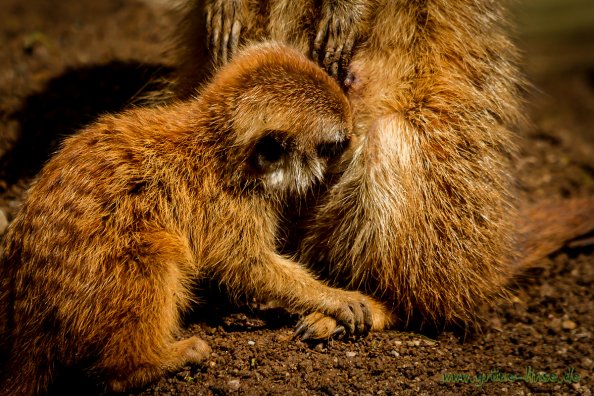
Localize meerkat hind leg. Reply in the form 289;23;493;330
106;336;210;392
99;232;211;392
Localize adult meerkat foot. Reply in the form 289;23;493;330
294;312;347;340
294;297;393;340
205;0;245;65
320;291;373;335
312;0;371;81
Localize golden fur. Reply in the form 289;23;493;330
173;0;523;332
0;42;391;394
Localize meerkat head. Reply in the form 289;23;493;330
199;42;353;197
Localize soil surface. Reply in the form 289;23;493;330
0;1;592;395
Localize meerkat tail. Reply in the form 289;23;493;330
515;196;594;269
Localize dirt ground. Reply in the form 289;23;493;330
0;1;592;395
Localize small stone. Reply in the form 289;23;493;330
547;317;563;332
562;320;577;330
247;340;255;346
228;379;240;391
572;383;580;391
346;351;357;358
557;347;568;355
275;333;291;342
394;340;402;346
391;350;400;357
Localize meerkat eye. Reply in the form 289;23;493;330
251;132;288;172
316;138;349;159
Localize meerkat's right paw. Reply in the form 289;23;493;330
294;296;393;340
312;0;371;81
294;312;346;340
205;0;245;65
298;290;373;338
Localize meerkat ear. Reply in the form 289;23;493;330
251;132;290;174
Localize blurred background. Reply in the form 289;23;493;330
506;0;594;202
513;0;594;77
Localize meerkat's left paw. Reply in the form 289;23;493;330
205;0;245;65
312;0;372;82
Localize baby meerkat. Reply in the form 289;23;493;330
0;42;391;394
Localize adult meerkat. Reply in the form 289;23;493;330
0;42;391;394
175;0;522;331
174;0;594;337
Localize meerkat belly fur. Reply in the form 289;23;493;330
174;0;524;331
0;42;391;394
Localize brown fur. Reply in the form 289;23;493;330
173;1;594;338
173;0;524;332
0;42;391;395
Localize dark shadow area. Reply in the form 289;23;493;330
0;61;174;184
183;282;298;333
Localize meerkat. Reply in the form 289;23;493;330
171;0;594;339
0;42;391;394
173;0;522;333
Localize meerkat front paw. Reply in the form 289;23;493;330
294;295;393;340
294;312;346;340
205;0;246;65
312;0;372;82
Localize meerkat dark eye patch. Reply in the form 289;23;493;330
251;132;290;172
316;138;349;159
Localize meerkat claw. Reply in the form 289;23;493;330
331;325;346;338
